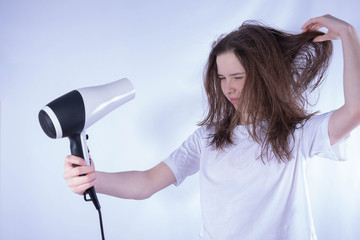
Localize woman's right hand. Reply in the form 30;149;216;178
63;155;97;195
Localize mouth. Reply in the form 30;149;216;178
229;98;239;104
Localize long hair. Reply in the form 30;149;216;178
199;21;333;162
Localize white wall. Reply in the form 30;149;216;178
1;0;359;239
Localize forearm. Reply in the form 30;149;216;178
94;162;176;200
341;24;360;114
95;170;153;200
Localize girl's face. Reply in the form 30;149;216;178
216;51;246;110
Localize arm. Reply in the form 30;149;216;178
64;155;176;200
302;14;360;145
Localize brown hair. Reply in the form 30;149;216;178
199;21;333;162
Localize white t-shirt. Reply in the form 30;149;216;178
163;111;346;240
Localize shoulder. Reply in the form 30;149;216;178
301;111;334;131
177;126;210;153
292;111;334;146
192;125;214;140
294;111;334;150
295;110;348;161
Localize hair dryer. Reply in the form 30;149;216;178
38;78;135;211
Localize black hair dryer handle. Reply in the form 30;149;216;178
68;134;101;210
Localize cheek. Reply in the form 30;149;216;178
236;81;245;93
220;81;226;95
234;82;244;94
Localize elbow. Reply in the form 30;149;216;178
132;190;154;200
350;106;360;124
131;179;157;200
354;111;360;125
344;104;360;126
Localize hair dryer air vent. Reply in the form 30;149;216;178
38;110;57;138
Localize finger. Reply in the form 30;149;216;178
314;32;339;42
301;19;317;31
69;178;96;195
310;24;323;31
67;172;96;188
302;22;323;32
64;164;95;180
64;155;86;170
313;35;328;42
301;15;327;31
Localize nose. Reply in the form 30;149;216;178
224;78;236;95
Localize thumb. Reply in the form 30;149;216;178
313;30;340;42
313;34;329;42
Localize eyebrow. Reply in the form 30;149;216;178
217;72;245;76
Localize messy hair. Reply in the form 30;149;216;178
199;21;333;162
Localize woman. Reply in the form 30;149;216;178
64;15;360;239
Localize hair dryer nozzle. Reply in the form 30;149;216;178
38;109;57;138
38;90;86;139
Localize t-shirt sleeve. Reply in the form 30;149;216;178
302;110;348;161
162;128;204;186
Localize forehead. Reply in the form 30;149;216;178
216;51;245;75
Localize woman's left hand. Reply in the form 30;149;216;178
301;14;352;42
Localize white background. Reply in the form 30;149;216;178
1;0;360;239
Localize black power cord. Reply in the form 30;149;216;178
98;208;105;240
84;191;106;240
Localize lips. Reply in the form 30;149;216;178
229;98;239;103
